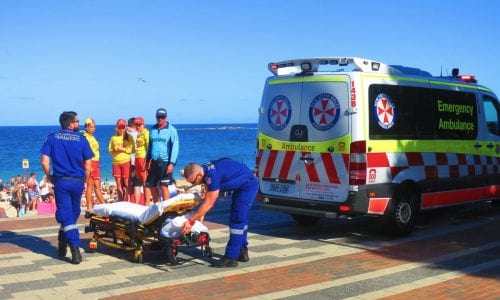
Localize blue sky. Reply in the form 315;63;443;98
1;0;499;126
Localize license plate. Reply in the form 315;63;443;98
270;183;290;193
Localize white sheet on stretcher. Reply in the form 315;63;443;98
92;193;198;224
160;212;208;238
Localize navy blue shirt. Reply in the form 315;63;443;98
40;129;94;179
203;158;253;192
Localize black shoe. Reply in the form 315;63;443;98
58;241;68;257
211;256;238;268
57;231;67;257
69;245;82;264
238;248;249;262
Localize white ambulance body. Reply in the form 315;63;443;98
255;57;500;235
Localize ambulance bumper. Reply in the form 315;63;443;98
259;202;338;218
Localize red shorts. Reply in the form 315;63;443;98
112;162;131;178
135;157;147;179
90;160;101;180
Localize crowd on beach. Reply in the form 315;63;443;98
0;174;117;217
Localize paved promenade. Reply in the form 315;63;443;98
1;199;499;299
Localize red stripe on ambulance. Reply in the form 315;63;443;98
263;150;278;178
421;185;500;209
321;153;341;184
279;151;295;179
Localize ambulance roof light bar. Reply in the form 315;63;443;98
451;68;477;83
268;57;418;76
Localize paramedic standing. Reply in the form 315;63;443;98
182;158;258;268
144;108;179;205
40;111;93;265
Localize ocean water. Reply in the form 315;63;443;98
0;123;257;183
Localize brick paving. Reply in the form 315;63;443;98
1;205;499;299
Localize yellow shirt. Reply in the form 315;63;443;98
84;132;100;161
135;128;149;159
108;134;134;165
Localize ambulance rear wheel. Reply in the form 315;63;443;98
291;214;320;226
387;187;418;236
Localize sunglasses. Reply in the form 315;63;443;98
156;115;166;119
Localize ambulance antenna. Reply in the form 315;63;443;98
440;66;443;77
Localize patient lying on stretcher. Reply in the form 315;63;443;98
91;192;209;238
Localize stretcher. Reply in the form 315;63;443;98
84;193;213;265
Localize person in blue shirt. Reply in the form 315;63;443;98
182;158;258;268
40;111;93;264
144;108;179;204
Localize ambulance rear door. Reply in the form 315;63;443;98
257;74;351;203
297;75;350;203
258;76;302;199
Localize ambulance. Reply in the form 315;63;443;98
255;57;500;235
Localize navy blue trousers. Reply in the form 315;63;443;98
54;179;84;247
225;177;259;259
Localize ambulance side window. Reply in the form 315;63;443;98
369;84;434;140
482;95;500;136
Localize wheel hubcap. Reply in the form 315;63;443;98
397;202;412;224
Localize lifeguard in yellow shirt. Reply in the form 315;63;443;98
134;117;149;201
84;118;106;210
109;119;135;202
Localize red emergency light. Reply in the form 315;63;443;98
459;75;477;83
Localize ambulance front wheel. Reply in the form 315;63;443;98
387;186;418;236
291;214;320;226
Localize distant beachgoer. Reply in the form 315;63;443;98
126;117;140;202
47;192;55;203
144;108;179;205
26;172;39;211
40;111;93;264
182;158;258;268
39;175;51;202
83;118;106;211
134;116;149;203
11;176;24;217
0;179;4;192
108;119;134;202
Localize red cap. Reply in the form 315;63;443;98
135;117;144;125
116;119;126;129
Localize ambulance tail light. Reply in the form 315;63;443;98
339;205;353;213
349;140;367;185
459;75;477;83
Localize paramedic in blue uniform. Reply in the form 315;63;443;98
182;158;258;268
40;111;93;264
144;108;179;204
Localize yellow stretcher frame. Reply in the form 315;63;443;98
84;197;212;264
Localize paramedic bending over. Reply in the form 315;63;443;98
182;158;258;268
40;111;93;265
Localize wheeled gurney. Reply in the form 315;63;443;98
84;193;213;265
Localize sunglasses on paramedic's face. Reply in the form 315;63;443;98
156;116;166;120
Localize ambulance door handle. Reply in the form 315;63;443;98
486;143;494;149
474;143;482;149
